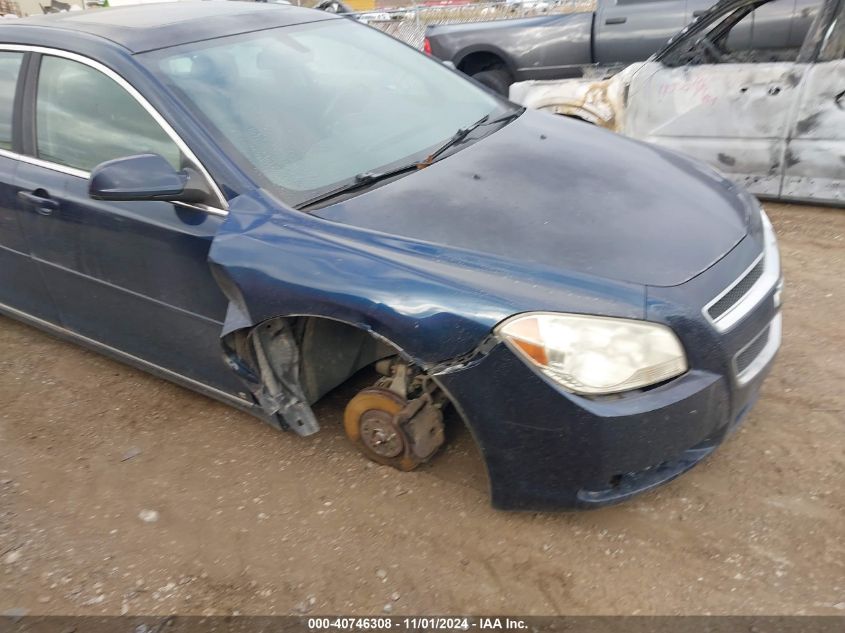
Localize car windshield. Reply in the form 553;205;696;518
141;18;505;207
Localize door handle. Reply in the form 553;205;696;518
768;85;782;96
18;190;58;216
836;89;844;110
605;16;627;24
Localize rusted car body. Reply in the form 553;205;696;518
510;0;845;205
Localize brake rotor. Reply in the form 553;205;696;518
343;387;420;471
359;409;404;458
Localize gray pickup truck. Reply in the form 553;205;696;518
425;0;820;93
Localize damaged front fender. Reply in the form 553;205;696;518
208;190;514;367
509;64;640;130
207;189;514;431
207;188;645;434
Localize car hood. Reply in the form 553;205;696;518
314;109;750;287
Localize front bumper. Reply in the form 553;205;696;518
435;235;781;510
437;316;778;510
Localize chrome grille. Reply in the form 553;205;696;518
735;326;770;375
708;258;765;321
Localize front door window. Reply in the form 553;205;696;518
35;56;181;172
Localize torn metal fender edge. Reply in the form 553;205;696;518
251;318;319;435
427;333;499;376
219;295;317;434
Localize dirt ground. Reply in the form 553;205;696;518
0;203;843;616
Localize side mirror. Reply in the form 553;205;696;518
89;153;211;204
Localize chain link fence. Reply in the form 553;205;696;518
0;0;21;16
352;0;594;50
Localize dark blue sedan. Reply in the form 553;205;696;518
0;2;782;510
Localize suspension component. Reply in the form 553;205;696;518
344;381;446;471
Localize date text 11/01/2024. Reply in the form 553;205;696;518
307;618;529;630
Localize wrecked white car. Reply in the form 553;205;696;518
510;0;845;205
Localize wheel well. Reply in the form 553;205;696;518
294;316;398;404
238;316;399;402
537;104;604;127
457;51;509;77
226;313;485;452
561;114;595;124
226;314;482;479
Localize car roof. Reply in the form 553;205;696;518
0;2;337;54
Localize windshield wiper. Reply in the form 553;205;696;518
415;113;490;168
296;108;524;210
417;108;525;168
296;163;420;210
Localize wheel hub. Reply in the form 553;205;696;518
359;409;404;458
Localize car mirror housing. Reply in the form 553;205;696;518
88;153;211;204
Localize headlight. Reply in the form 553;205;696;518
761;209;783;309
760;209;780;280
496;313;688;395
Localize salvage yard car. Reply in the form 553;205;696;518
0;2;782;511
510;0;845;205
425;0;820;93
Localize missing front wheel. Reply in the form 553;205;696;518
343;362;447;471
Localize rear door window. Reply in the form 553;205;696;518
0;52;23;151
